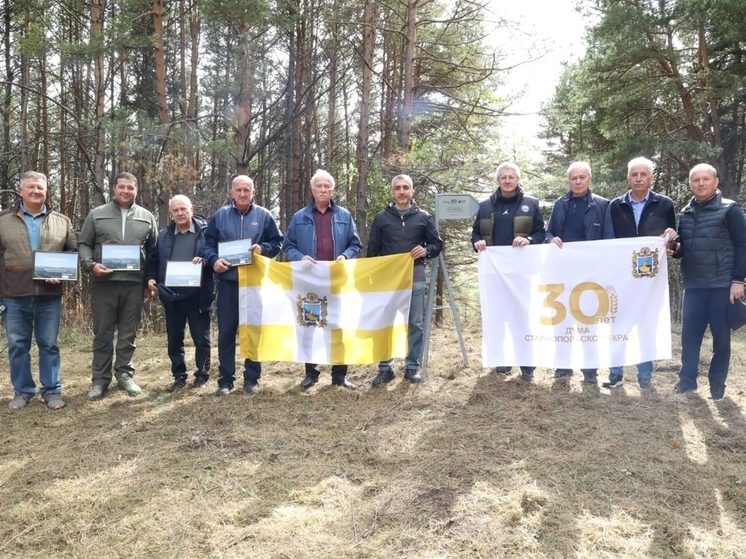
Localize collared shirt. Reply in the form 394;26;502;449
313;206;334;261
626;191;649;228
175;222;196;235
20;202;48;251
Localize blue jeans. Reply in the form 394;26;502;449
678;287;730;396
379;281;425;372
609;362;653;384
216;280;260;388
163;297;211;381
4;296;62;396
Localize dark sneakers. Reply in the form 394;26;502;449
243;381;260;395
371;370;395;387
168;377;188;393
602;374;624;389
403;369;422;384
331;377;357;390
494;367;512;376
300;375;319;389
673;383;696;395
554;369;573;379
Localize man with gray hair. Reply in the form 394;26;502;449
146;194;214;392
283;169;362;389
545;161;608;384
664;163;746;400
0;171;76;410
602;156;676;389
203;175;283;396
471;162;545;381
368;173;443;385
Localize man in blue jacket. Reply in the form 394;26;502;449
203;176;283;396
283;169;362;390
368;174;443;385
546;161;608;384
146;195;214;392
602;156;676;389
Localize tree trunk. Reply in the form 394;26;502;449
354;0;377;245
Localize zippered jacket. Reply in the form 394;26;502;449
78;200;158;283
283;201;362;261
0;202;77;298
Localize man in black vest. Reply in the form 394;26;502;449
664;163;746;400
471;162;545;381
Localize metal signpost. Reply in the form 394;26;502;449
421;193;480;380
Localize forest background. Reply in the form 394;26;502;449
1;0;745;319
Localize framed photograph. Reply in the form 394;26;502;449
101;243;140;271
164;261;202;287
32;251;78;281
219;238;253;266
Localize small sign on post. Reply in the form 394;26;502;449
436;194;480;220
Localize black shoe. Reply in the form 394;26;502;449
554;369;573;379
494;367;512;376
300;375;318;390
673;383;696;395
168;378;188;392
243;381;260;395
193;376;208;389
332;378;357;390
602;374;624;389
371;370;395;387
404;369;422;383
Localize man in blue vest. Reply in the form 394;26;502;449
664;163;746;400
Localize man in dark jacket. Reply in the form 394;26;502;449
664;163;746;400
203;175;283;396
546;161;608;384
146;195;214;392
368;174;443;385
602;156;676;390
283;169;362;390
0;171;77;410
471;162;545;381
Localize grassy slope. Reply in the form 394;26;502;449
1;322;745;559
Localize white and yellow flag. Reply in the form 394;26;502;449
238;254;413;364
478;237;672;368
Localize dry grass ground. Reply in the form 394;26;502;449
1;319;745;558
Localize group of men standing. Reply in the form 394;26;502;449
1;155;744;410
0;169;442;409
471;157;746;400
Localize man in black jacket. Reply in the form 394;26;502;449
146;195;214;391
602;157;676;389
471;162;545;381
368;174;443;385
664;163;746;400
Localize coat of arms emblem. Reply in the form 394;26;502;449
296;293;328;327
631;246;659;278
